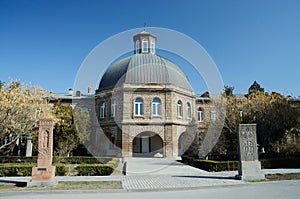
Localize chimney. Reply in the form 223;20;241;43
76;90;81;97
88;86;92;94
68;88;73;96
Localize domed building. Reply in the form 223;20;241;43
95;30;210;158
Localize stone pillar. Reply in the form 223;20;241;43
237;124;265;181
28;119;57;187
164;125;174;158
25;135;33;157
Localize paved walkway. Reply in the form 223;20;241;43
1;158;300;191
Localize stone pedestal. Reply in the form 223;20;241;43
31;166;56;181
28;119;57;187
237;161;265;181
236;124;265;181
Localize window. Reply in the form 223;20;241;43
198;108;204;122
152;98;161;116
134;98;144;116
111;99;116;117
186;102;191;118
100;101;106;119
135;40;140;54
142;39;148;53
150;41;155;54
177;100;183;117
211;110;216;122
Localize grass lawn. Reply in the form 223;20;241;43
266;173;300;181
0;181;122;192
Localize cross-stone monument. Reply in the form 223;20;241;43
28;118;57;187
236;124;265;181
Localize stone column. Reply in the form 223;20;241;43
28;118;57;187
237;124;265;181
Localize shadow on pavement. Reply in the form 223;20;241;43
0;179;27;187
172;175;238;181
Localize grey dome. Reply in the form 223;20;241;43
98;54;192;91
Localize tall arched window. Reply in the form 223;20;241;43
142;39;148;53
186;102;191;118
100;101;106;119
177;100;183;117
198;107;204;122
152;98;161;116
150;41;155;54
111;99;116;117
135;40;140;54
134;98;144;116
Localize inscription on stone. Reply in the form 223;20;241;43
239;124;258;161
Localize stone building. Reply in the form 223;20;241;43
94;30;212;158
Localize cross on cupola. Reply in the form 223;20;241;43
133;29;156;54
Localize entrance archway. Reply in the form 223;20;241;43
132;132;163;157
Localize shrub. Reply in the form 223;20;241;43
182;156;300;172
55;165;67;176
0;156;112;164
191;159;238;172
0;156;37;164
261;158;300;169
0;165;32;177
0;164;67;177
75;164;114;176
105;158;120;169
53;156;112;164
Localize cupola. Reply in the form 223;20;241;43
133;30;156;54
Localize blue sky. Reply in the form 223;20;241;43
0;0;299;96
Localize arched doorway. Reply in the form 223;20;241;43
132;132;163;157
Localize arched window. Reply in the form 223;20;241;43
177;100;183;117
135;40;140;54
100;101;106;119
142;39;148;53
134;98;144;116
152;98;161;116
186;102;191;118
198;108;204;122
150;41;155;54
111;99;117;117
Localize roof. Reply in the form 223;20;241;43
98;54;192;91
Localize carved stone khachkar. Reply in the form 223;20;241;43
28;118;57;187
237;124;265;181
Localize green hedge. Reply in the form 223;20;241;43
0;156;112;164
53;156;112;164
261;158;300;169
190;159;238;172
0;165;67;177
75;158;119;176
181;156;300;172
0;156;37;164
0;165;32;177
105;158;120;169
75;164;114;176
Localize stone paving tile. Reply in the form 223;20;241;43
122;175;246;190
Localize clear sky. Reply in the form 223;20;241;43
0;0;299;97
